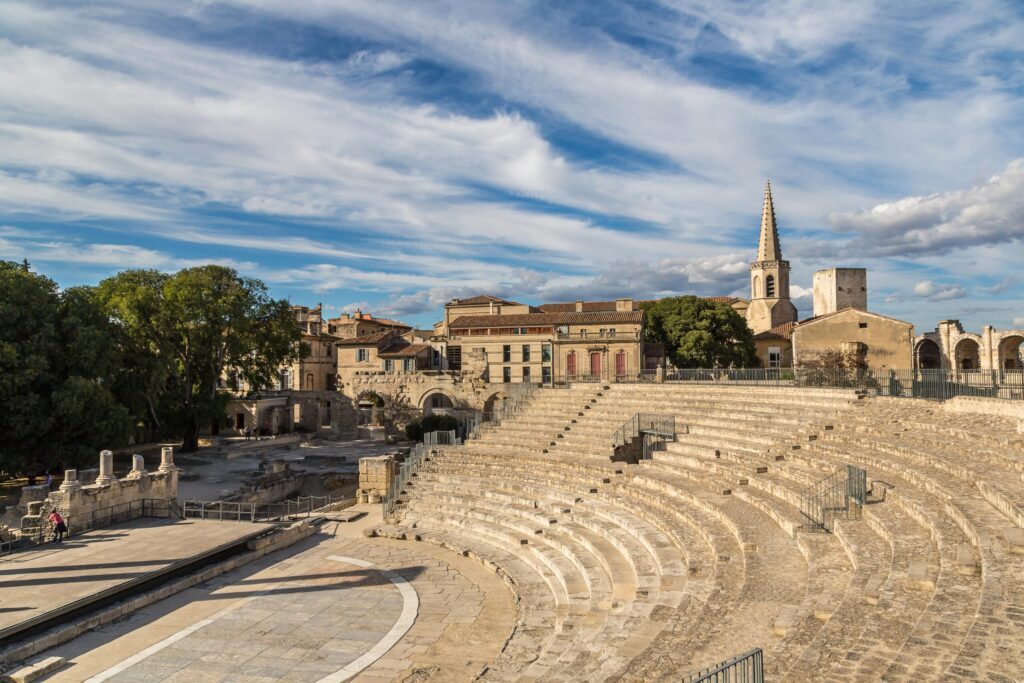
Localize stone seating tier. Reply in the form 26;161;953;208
380;385;1024;681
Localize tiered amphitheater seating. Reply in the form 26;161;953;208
372;383;1024;681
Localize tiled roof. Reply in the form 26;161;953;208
538;296;742;313
753;322;795;341
449;311;643;328
378;343;432;358
449;295;521;306
334;331;396;346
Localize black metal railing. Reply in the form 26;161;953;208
612;413;677;449
182;491;351;523
686;648;764;683
654;367;1024;401
800;465;867;532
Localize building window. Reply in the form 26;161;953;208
859;322;868;329
522;344;531;362
768;347;782;369
607;328;616;337
403;358;414;372
599;328;607;337
383;359;393;372
305;373;314;390
357;348;369;362
503;366;511;383
566;351;577;377
502;345;511;362
542;366;552;384
321;401;332;427
615;350;627;377
279;369;291;391
326;374;336;391
541;344;551;362
766;275;776;297
522;366;531;382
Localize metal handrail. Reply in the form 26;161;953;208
382;443;427;518
686;648;764;682
612;413;676;448
800;465;867;532
181;491;351;523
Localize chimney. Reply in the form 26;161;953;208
615;298;633;312
575;300;584;312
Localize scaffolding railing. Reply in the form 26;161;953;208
686;648;764;683
800;465;867;532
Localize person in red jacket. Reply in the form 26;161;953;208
48;510;67;543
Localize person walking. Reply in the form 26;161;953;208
48;510;67;543
45;473;53;490
244;425;252;441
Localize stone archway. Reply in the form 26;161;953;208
356;391;386;426
420;390;456;417
954;338;981;370
915;338;942;370
997;334;1024;370
483;391;508;417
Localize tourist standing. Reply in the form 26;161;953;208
48;510;67;543
244;425;252;441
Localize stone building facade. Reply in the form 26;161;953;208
915;320;1024;371
793;308;914;370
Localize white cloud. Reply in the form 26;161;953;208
830;158;1024;256
1013;317;1024;327
912;280;968;301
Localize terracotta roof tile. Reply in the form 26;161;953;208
753;322;795;341
449;311;642;328
378;343;432;358
449;295;521;306
334;331;397;346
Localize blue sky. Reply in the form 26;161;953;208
1;0;1023;331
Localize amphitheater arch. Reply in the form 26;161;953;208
355;390;386;425
915;338;942;370
482;391;508;416
954;337;981;370
997;333;1024;370
420;389;456;416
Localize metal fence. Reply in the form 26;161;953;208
423;429;460;446
382;442;427;518
14;498;174;549
612;413;677;448
182;491;350;523
800;465;867;532
686;648;764;683
658;367;1024;400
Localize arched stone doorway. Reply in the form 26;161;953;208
954;338;981;370
915;339;942;370
483;391;508;417
998;334;1024;370
356;391;385;426
421;390;455;417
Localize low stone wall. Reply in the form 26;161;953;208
943;396;1024;433
22;448;178;536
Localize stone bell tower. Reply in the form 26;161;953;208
746;180;798;334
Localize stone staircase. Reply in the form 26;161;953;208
372;383;1024;681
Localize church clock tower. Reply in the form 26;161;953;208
746;180;798;334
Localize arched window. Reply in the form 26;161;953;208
766;275;776;298
753;276;762;298
305;373;314;390
566;351;577;378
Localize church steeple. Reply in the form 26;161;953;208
746;180;798;334
758;180;781;261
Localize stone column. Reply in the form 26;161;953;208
158;446;176;473
127;454;147;479
656;364;665;383
94;450;116;486
60;469;81;493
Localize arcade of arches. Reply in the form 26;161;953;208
915;321;1024;371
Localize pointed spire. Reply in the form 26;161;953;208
757;179;781;262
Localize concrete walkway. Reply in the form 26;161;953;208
37;506;516;682
0;519;271;638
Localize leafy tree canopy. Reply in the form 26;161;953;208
0;262;132;474
96;265;299;451
643;296;759;368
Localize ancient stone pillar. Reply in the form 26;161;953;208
158;446;176;473
656;364;665;383
95;450;116;486
60;469;81;492
127;454;147;479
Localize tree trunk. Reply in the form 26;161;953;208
181;418;200;452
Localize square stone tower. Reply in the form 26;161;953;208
812;268;867;317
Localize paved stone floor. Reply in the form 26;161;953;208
0;519;271;635
41;509;516;682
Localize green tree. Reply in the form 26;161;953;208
643;296;759;368
97;265;299;451
0;263;133;474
